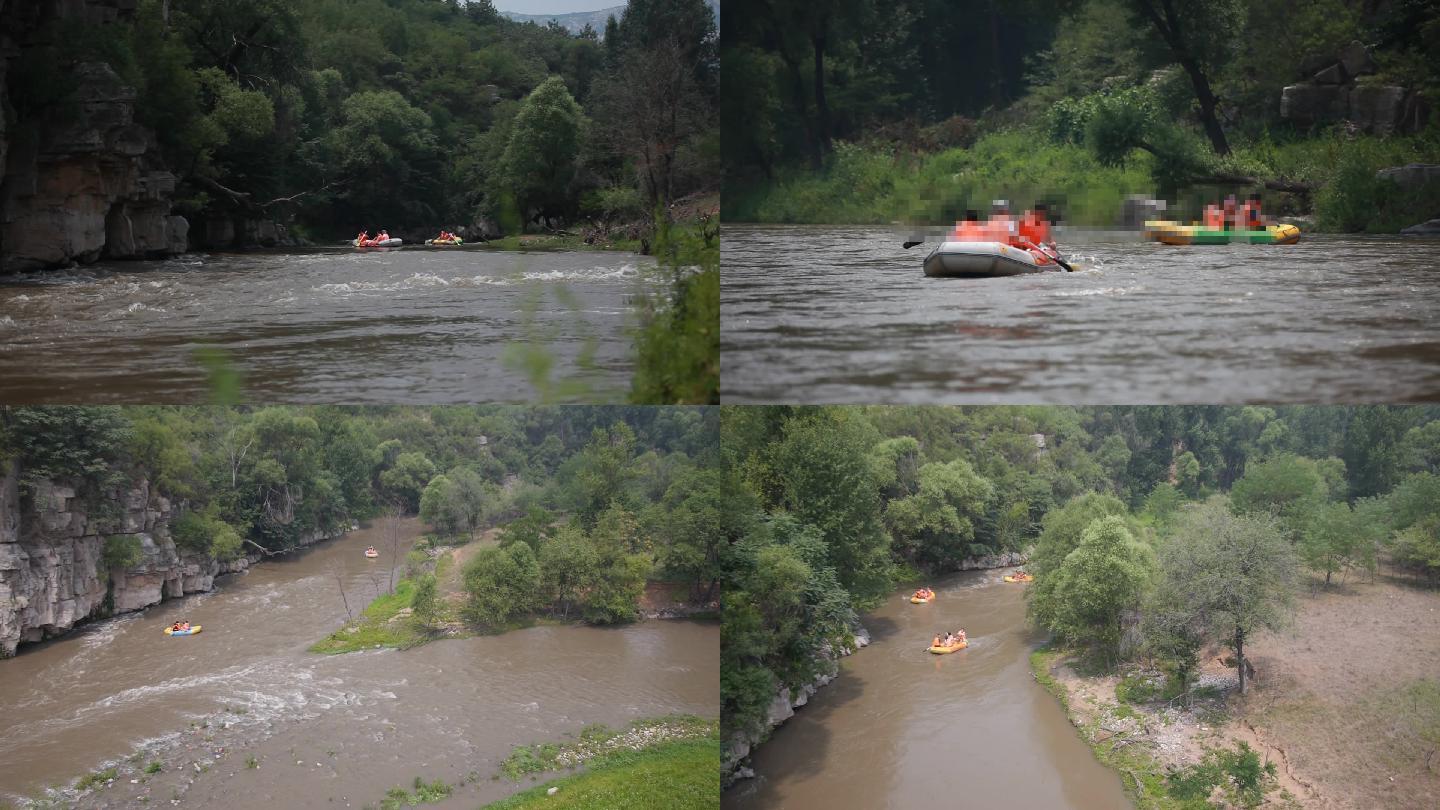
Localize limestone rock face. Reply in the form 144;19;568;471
1376;163;1440;189
0;2;188;272
1349;85;1407;135
1280;84;1350;126
0;458;349;657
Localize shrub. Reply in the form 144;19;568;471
101;535;143;573
1165;741;1276;807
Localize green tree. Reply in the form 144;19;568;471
498;506;556;554
1027;493;1132;630
379;452;437;512
538;524;598;618
1229;454;1329;541
462;543;542;628
501;75;586;225
411;573;440;628
1036;516;1154;658
884;459;994;570
1153;500;1298;694
419;473;458;536
1300;500;1380;586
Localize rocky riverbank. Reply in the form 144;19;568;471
721;550;1031;788
0;458;346;657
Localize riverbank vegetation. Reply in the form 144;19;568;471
1;405;718;649
721;405;1440;805
484;726;719;810
723;0;1440;231
16;0;718;244
309;409;723;653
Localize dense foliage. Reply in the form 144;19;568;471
0;405;718;607
720;405;1440;741
14;0;718;238
724;0;1440;229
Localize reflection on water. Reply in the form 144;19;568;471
0;248;653;403
0;518;718;808
723;572;1130;810
722;225;1440;403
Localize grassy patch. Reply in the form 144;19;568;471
310;578;425;654
500;715;717;781
378;776;452;809
74;766;118;792
480;737;718;810
143;760;162;774
726;129;1440;233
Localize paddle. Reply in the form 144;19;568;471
903;240;924;249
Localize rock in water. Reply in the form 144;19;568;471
1400;219;1440;236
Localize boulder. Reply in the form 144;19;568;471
1312;64;1347;85
1349;85;1406;134
1280;84;1349;126
1400;219;1440;235
1120;195;1167;227
1376;163;1440;189
1338;40;1375;78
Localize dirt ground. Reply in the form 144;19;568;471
1047;567;1440;809
1242;569;1440;809
438;527;501;608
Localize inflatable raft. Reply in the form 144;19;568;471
1003;574;1033;583
928;640;968;654
923;241;1060;278
164;625;202;636
426;238;464;246
364;549;379;558
1143;221;1301;245
910;595;930;604
354;238;403;248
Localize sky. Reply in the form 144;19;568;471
493;1;620;13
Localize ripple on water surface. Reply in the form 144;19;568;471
0;248;655;403
721;225;1440;403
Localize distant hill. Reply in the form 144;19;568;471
500;1;719;38
500;5;626;36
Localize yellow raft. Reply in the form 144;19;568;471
1003;574;1033;583
910;596;929;604
928;640;968;654
163;625;202;636
1143;221;1301;246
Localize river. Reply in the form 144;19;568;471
721;224;1440;403
722;570;1130;810
0;247;652;403
0;518;719;808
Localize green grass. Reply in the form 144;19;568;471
480;737;719;810
726;128;1440;233
143;760;162;774
378;776;452;809
73;766;118;792
310;578;426;654
500;715;717;781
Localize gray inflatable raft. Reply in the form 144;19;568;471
923;241;1054;278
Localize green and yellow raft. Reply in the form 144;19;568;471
1143;221;1301;246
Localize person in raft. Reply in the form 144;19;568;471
932;632;944;648
376;230;390;243
356;231;370;245
366;546;377;554
171;621;191;632
950;209;985;240
986;200;1018;242
1239;193;1267;230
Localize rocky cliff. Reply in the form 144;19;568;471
0;458;341;657
0;0;188;273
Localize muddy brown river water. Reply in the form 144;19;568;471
723;570;1131;810
0;518;719;807
0;247;653;403
722;224;1440;403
